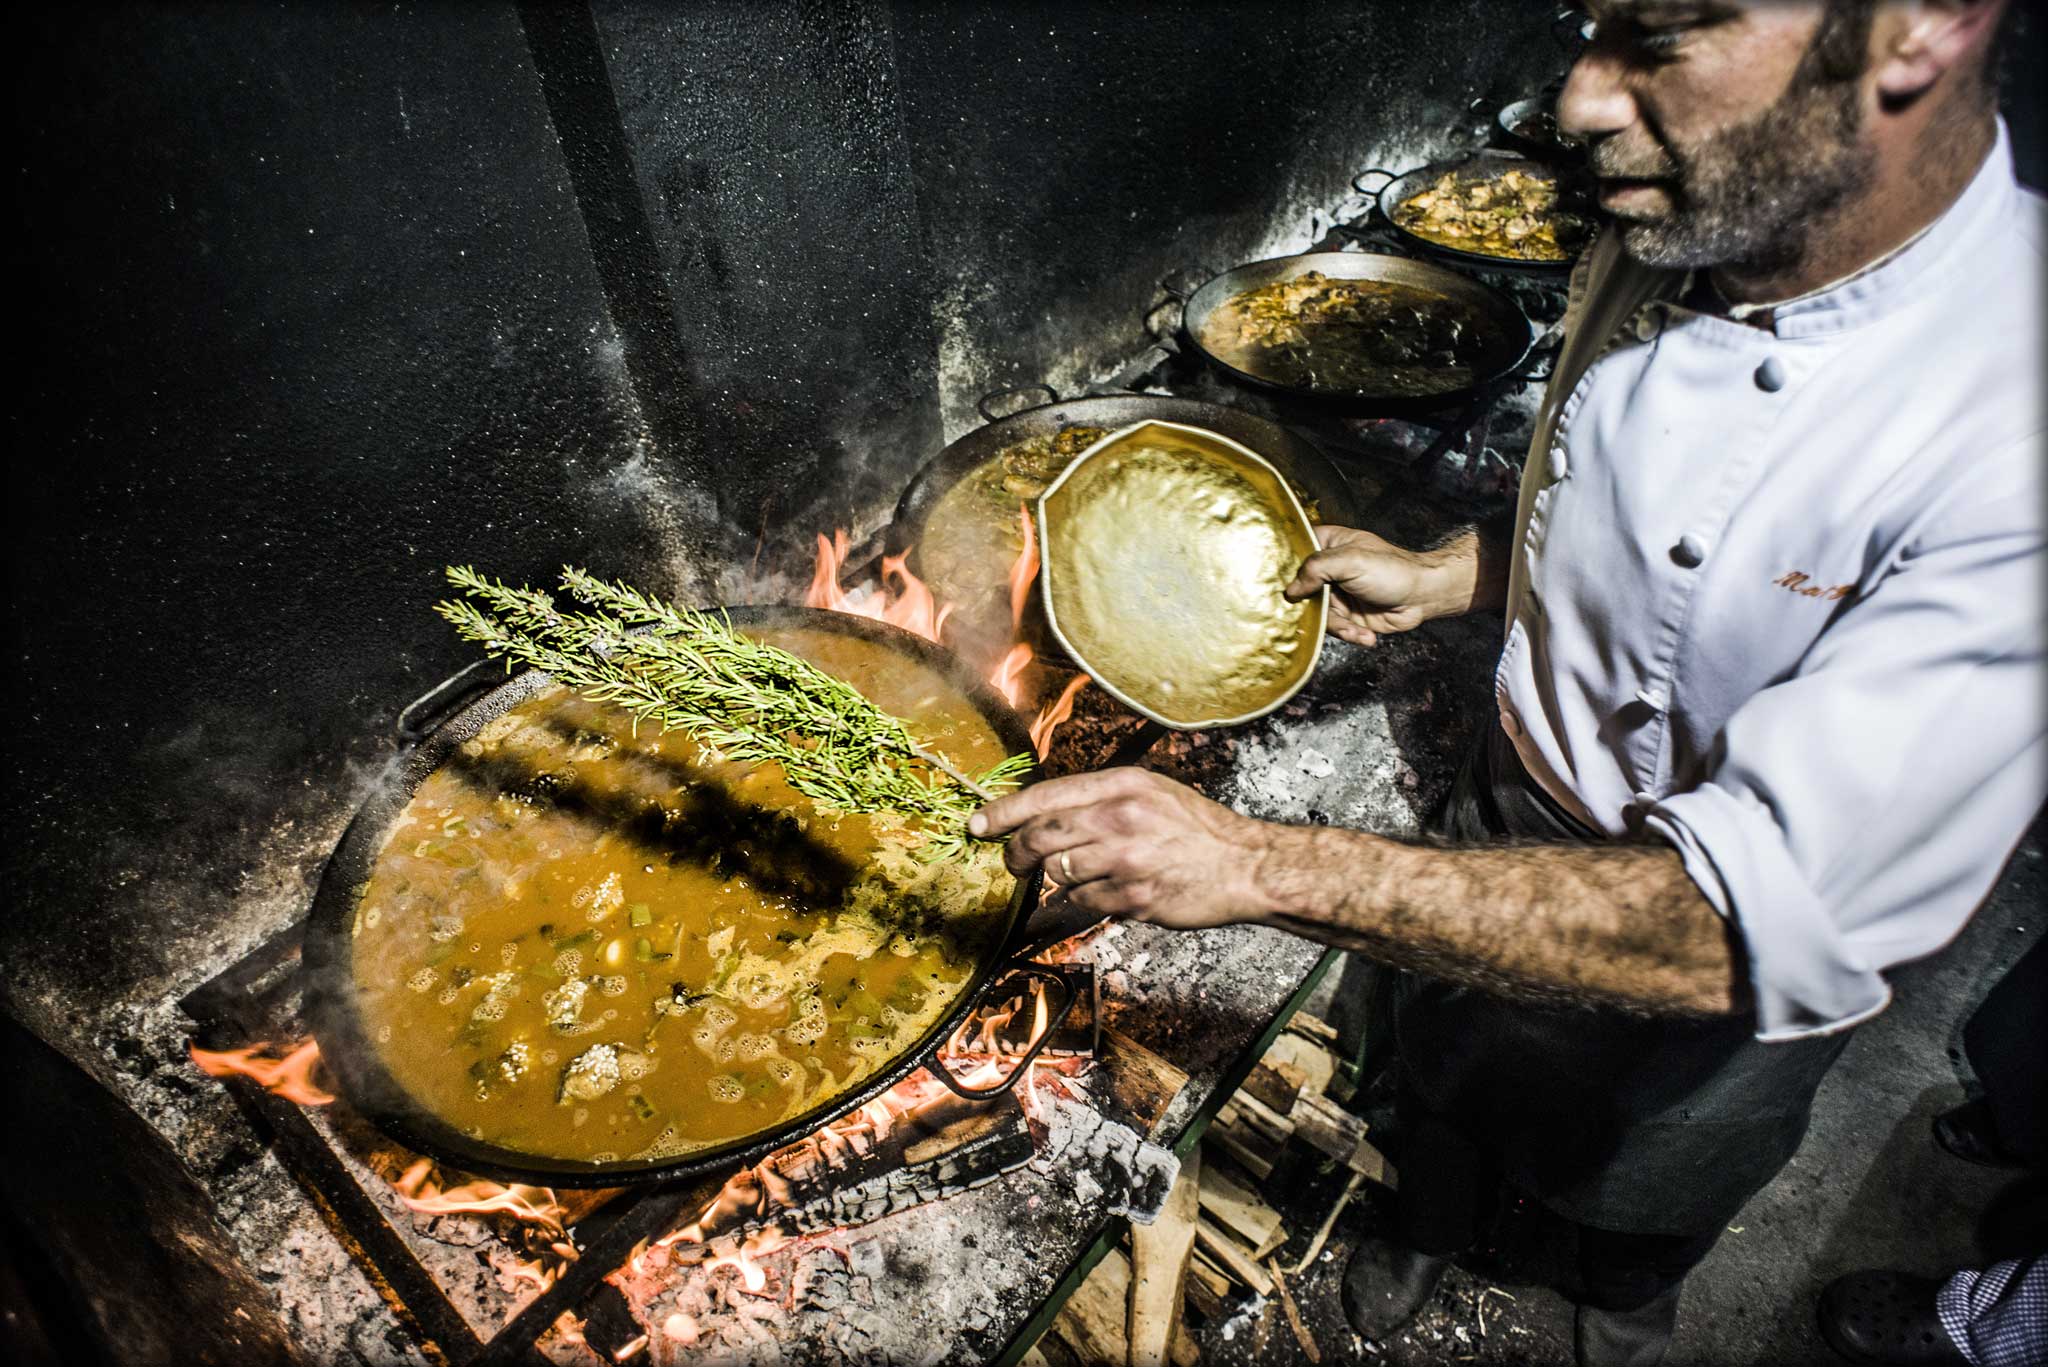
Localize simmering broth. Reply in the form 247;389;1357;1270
349;627;1016;1165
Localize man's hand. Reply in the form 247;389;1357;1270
1284;525;1504;647
973;767;1746;1018
968;768;1276;930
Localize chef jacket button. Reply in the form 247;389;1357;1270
1635;686;1668;712
1634;311;1660;342
1500;707;1524;739
1754;356;1788;391
1671;534;1708;568
1633;790;1658;810
1551;447;1569;480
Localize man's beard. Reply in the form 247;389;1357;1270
1594;75;1876;273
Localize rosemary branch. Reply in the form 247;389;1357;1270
434;566;1030;858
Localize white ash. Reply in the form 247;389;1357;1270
1029;1092;1179;1224
1219;696;1425;837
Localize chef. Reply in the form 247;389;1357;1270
973;1;2044;1363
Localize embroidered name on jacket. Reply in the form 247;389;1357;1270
1773;571;1856;601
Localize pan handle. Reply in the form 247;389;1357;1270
1013;889;1112;960
977;385;1060;424
396;658;503;743
1157;267;1211;304
927;963;1082;1101
1351;168;1397;197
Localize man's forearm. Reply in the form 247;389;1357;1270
1249;825;1750;1017
1415;517;1512;624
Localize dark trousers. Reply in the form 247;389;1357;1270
1964;927;2048;1166
1387;724;1847;1310
1394;1078;1722;1311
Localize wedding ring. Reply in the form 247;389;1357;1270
1057;851;1074;883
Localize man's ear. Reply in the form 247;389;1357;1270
1873;0;2003;101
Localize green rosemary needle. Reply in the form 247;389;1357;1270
434;566;1029;857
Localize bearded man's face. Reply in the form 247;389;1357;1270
1561;2;1879;272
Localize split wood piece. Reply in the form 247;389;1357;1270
1220;1072;1391;1185
1194;1218;1274;1298
1170;1319;1199;1367
1187;1250;1231;1300
1184;1258;1227;1322
1224;1089;1294;1144
1203;1119;1276;1182
1195;1162;1282;1255
1291;1091;1393;1185
1099;1026;1191;1141
1263;1030;1336;1099
1290;1012;1340;1045
1215;1099;1290;1160
1129;1146;1200;1367
1239;1061;1301;1119
1054;1245;1133;1367
1272;1272;1322;1364
1253;1223;1288;1262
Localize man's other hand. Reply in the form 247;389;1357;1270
968;768;1275;930
1284;524;1497;646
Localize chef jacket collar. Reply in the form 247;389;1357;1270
1682;118;2016;342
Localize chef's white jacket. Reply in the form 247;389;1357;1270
1499;121;2046;1041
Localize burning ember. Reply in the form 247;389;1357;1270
187;1038;336;1106
802;510;1089;757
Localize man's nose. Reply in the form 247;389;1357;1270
1557;48;1635;142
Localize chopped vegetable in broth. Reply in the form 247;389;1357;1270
350;627;1015;1165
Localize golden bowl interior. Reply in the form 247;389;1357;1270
1036;421;1327;730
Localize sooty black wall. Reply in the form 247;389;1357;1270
7;1;1557;1044
7;3;728;1030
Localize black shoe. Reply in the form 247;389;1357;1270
1575;1284;1680;1367
1341;1235;1451;1339
1932;1100;2026;1170
1817;1270;1967;1364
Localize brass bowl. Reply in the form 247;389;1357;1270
1035;421;1328;730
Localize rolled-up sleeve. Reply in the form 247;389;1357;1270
1644;447;2047;1041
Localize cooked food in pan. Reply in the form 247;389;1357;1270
994;425;1111;505
919;422;1323;655
919;424;1109;618
1198;270;1493;399
1392;169;1591;262
349;626;1015;1165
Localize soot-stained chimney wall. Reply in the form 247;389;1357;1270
0;0;1551;1062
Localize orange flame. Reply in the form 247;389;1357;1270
803;532;952;643
188;1039;336;1106
391;1159;568;1235
1007;505;1040;626
803;509;1088;757
402;1182;567;1233
1030;674;1089;756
